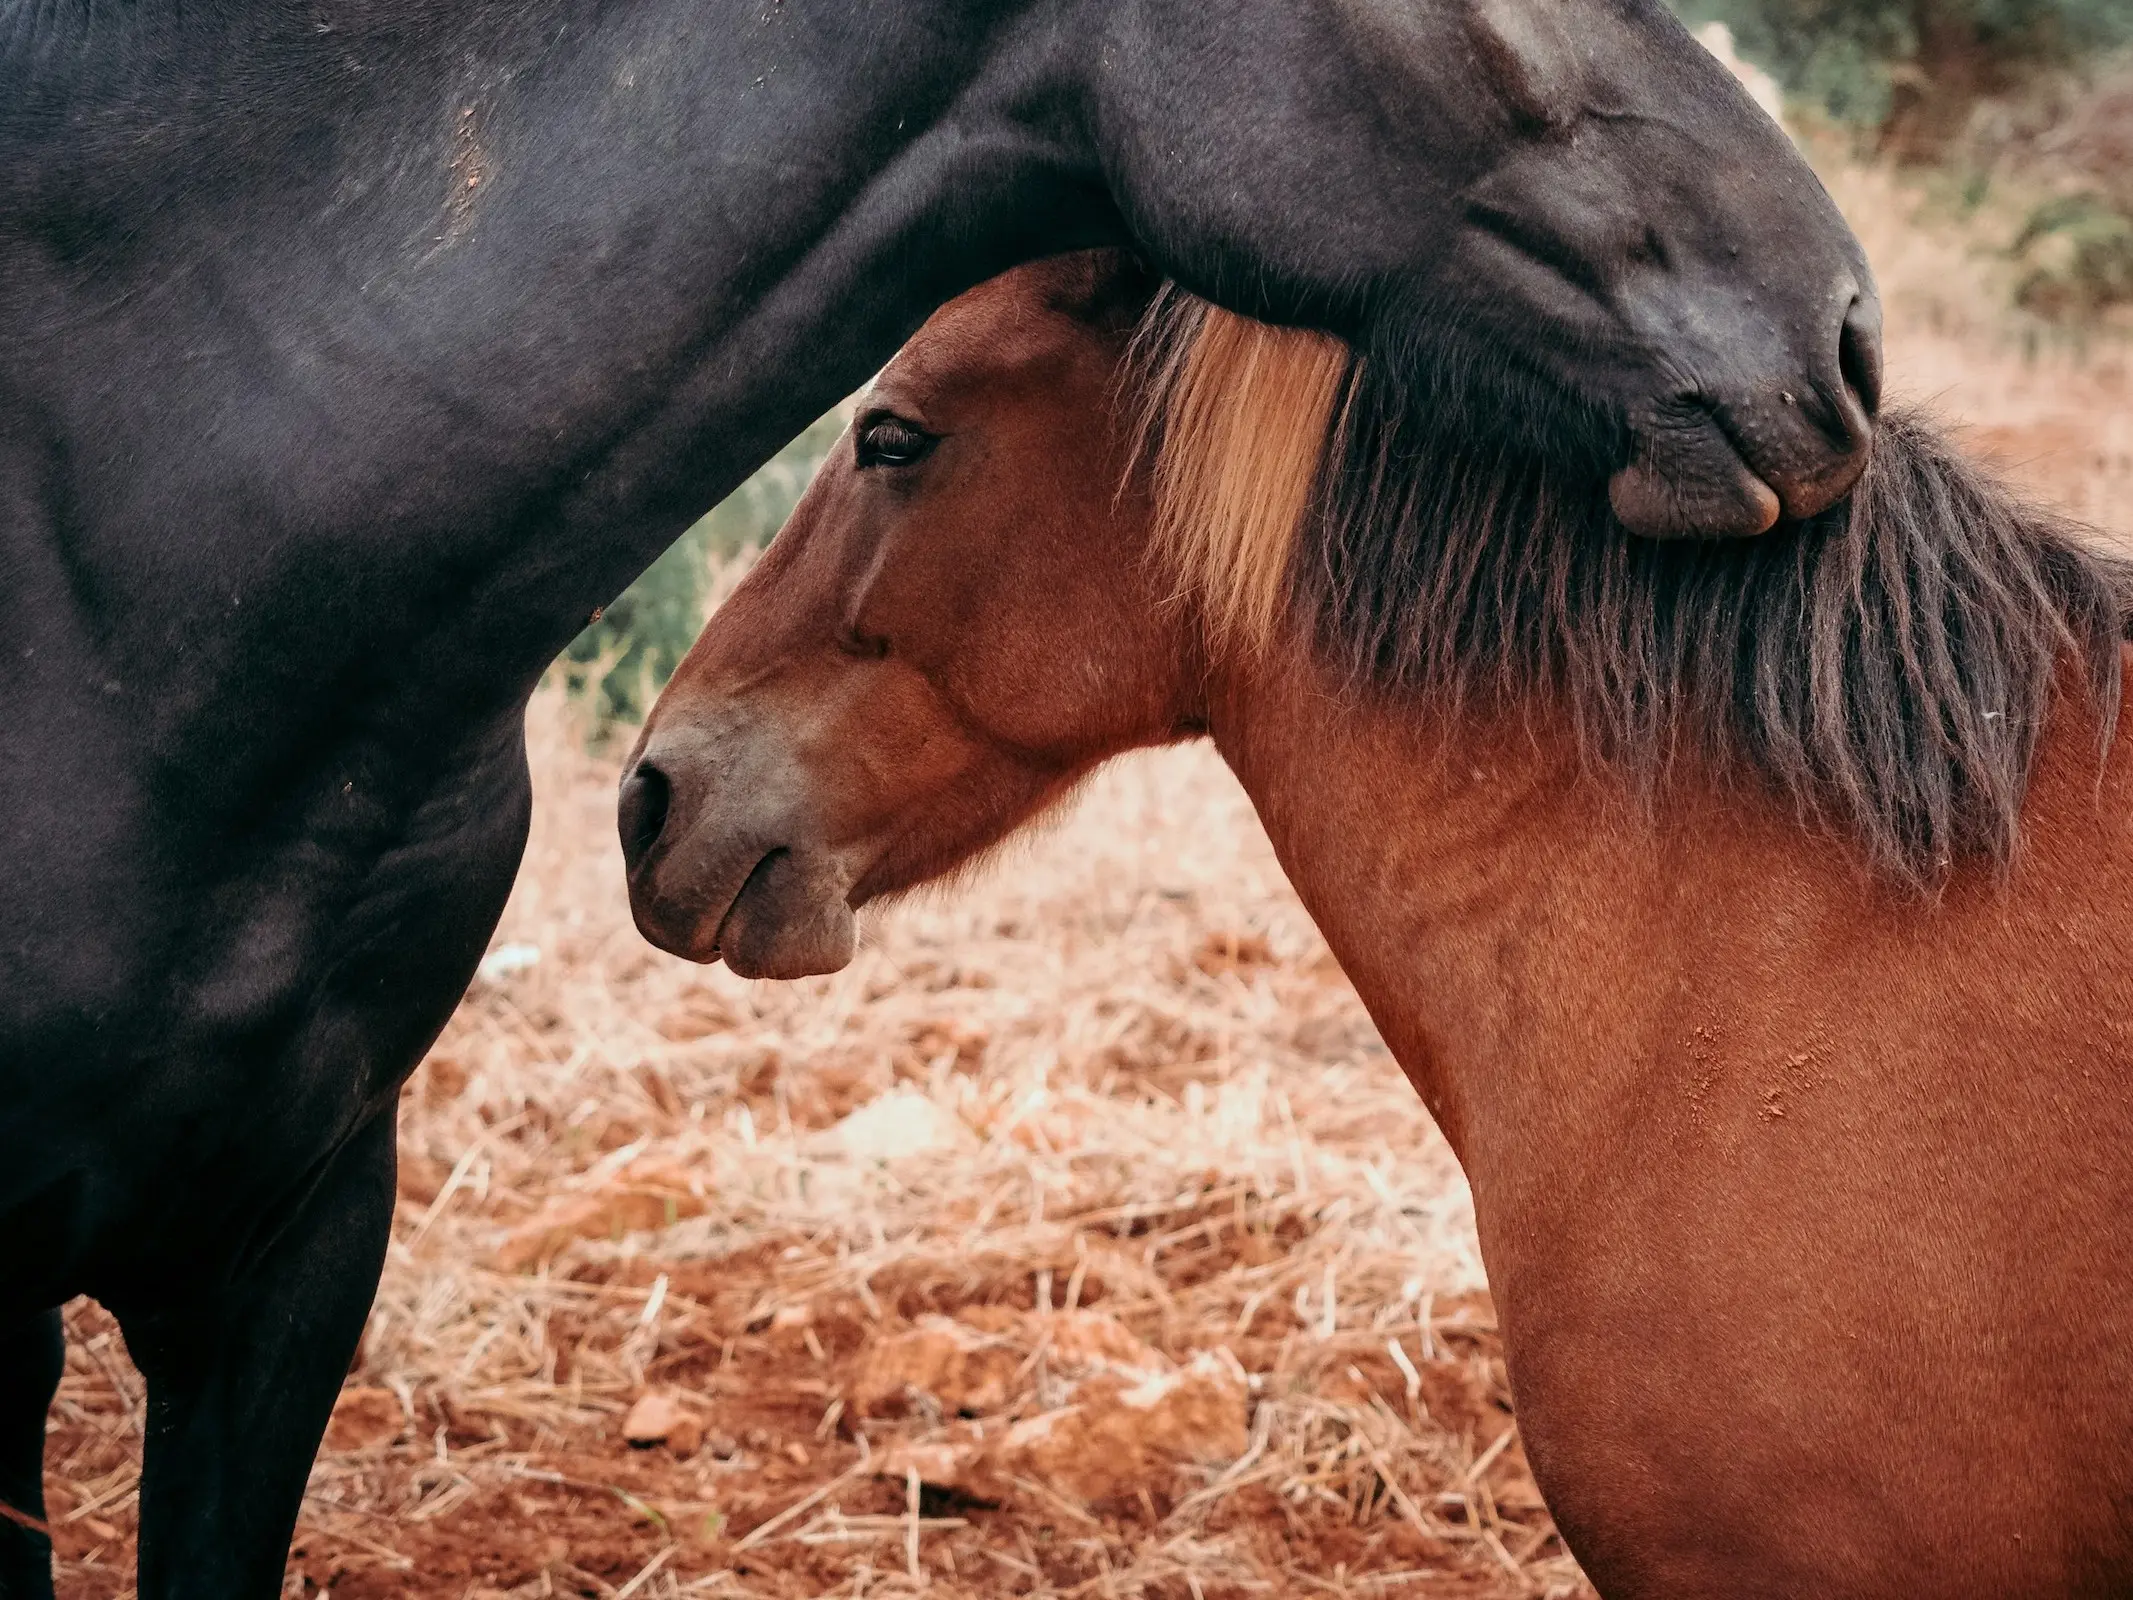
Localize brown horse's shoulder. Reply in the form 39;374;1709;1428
1994;642;2133;904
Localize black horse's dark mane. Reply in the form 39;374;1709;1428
1139;285;2133;885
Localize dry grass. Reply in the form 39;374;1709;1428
52;713;1549;1600
41;157;2132;1600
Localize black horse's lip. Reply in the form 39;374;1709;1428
1609;419;1781;541
1609;392;1871;540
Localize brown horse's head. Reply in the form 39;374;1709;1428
620;255;1187;977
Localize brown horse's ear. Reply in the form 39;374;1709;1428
1046;249;1160;337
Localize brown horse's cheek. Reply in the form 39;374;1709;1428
718;849;858;980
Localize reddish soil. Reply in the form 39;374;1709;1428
49;1263;1563;1599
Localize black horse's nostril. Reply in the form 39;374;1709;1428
619;761;672;870
1839;295;1884;421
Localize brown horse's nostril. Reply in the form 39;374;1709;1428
1840;295;1883;423
619;761;672;872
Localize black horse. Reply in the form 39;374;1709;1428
0;0;1878;1593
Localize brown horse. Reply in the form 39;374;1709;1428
623;253;2133;1599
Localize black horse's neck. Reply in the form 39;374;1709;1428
1;0;1887;755
0;0;1887;960
2;0;1115;741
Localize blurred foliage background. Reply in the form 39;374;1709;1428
560;0;2133;735
1676;0;2132;133
557;409;848;739
1677;0;2133;320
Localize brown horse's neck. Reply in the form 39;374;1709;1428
1204;660;1636;1163
1199;645;2131;1191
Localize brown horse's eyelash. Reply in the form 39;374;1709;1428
856;413;938;470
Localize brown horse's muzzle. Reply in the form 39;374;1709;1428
619;714;858;980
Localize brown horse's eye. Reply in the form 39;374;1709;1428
856;414;937;470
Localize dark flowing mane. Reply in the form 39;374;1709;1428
1134;287;2133;885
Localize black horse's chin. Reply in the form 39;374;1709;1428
1607;386;1874;541
1608;429;1782;541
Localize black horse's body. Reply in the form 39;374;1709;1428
0;0;1878;1592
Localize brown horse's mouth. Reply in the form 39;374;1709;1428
699;847;859;981
619;742;861;979
702;848;783;964
624;834;771;967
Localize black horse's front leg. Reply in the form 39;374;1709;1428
0;1308;64;1600
114;1114;396;1599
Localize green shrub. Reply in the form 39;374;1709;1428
1674;0;2133;322
2011;190;2133;315
558;409;848;736
1672;0;2133;131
